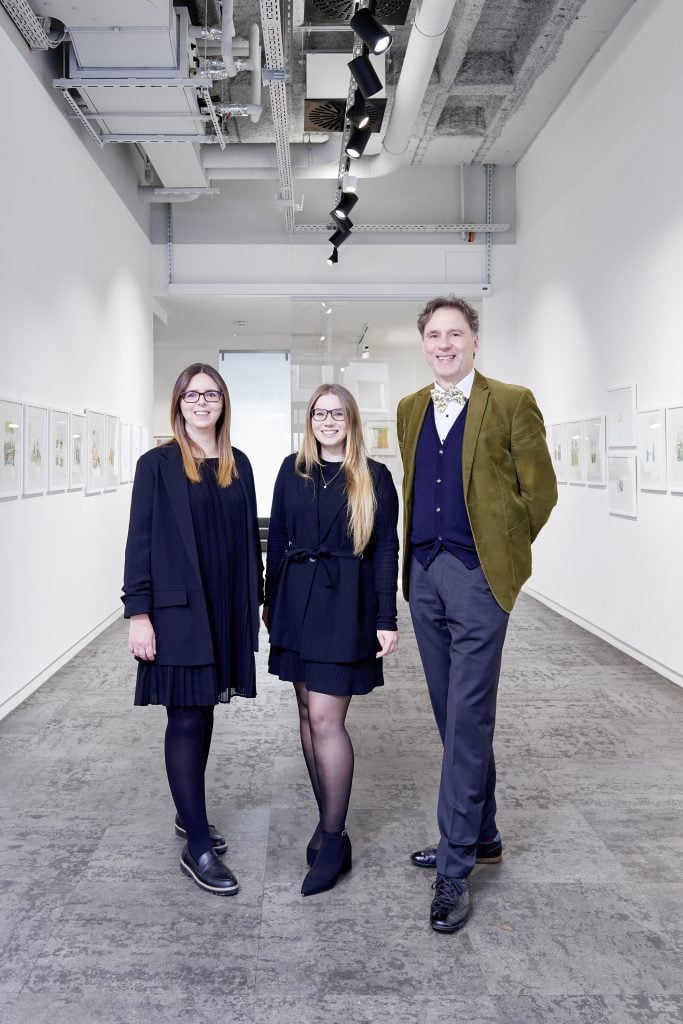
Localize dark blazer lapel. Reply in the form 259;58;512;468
158;448;202;584
462;370;490;494
403;386;432;490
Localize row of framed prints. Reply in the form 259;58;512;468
0;398;150;499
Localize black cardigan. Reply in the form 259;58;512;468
264;454;399;663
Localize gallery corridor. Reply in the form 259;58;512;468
1;595;682;1024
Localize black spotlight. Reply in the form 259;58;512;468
348;54;382;98
350;8;392;55
334;192;359;219
347;93;370;130
331;212;354;231
345;126;371;159
327;248;339;265
329;227;351;248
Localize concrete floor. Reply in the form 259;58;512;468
1;594;682;1024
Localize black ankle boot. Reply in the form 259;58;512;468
306;821;322;867
301;830;352;896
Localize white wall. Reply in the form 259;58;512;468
0;26;154;716
510;0;683;683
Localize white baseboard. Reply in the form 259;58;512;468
0;608;124;721
523;586;682;691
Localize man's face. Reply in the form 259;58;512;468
421;306;479;388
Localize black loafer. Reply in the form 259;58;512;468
175;814;228;855
430;876;471;932
180;845;239;896
411;837;503;869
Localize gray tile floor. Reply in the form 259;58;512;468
1;595;682;1024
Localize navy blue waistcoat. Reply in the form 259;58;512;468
410;403;480;570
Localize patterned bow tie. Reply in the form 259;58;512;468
431;384;467;413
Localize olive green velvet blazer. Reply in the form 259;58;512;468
396;370;557;613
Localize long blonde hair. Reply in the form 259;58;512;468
169;363;237;486
296;384;376;555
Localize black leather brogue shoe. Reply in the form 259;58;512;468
411;837;503;869
180;846;239;895
175;814;228;855
430;876;471;932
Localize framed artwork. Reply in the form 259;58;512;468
105;414;120;491
154;435;173;447
365;420;396;457
23;404;48;496
120;423;131;484
69;412;86;490
607;454;637;517
548;423;566;484
606;385;636;447
583;416;606;486
565;420;584;484
0;398;22;499
666;405;683;494
637;408;667;492
356;379;387;413
85;409;105;495
47;408;69;492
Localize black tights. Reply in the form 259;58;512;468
165;706;214;861
294;684;353;841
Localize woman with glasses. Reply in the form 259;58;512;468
123;364;263;896
264;384;399;896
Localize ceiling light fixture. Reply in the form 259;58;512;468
347;93;370;130
350;8;392;55
327;248;339;265
329;227;351;248
361;348;370;360
345;126;371;159
331;213;354;232
342;173;358;194
334;193;359;219
348;54;382;98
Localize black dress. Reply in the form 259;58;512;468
267;459;398;697
135;459;256;706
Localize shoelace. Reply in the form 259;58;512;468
431;877;466;909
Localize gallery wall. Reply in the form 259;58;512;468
511;0;683;683
0;26;154;716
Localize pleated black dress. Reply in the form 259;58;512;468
135;459;256;706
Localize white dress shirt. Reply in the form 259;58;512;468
432;369;475;442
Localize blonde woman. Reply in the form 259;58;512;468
264;385;399;895
123;364;263;896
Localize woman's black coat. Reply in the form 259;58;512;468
264;454;399;663
122;442;263;666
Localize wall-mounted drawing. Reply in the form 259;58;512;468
666;405;683;494
120;423;131;484
85;409;105;495
548;423;566;484
637;408;667;492
583;416;606;486
48;408;69;492
606;385;636;447
69;412;86;490
565;420;584;484
23;404;47;496
607;454;637;517
356;379;387;413
0;397;22;499
365;420;396;457
105;414;120;491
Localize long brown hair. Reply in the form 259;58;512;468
169;364;237;486
296;384;376;555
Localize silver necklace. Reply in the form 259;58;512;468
320;463;344;489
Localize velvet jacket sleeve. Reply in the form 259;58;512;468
510;388;558;543
371;462;399;631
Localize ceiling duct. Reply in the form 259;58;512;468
304;97;385;133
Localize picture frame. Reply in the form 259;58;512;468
23;403;48;496
666;405;683;494
583;416;606;486
0;397;22;499
355;379;387;413
105;414;120;491
637;408;667;492
606;385;636;448
154;435;173;447
548;423;567;484
565;420;584;485
120;423;132;484
607;454;637;518
364;420;396;457
85;409;105;495
69;412;86;490
47;408;69;492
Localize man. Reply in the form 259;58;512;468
397;297;557;933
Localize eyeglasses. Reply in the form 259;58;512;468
311;408;345;422
181;390;223;404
